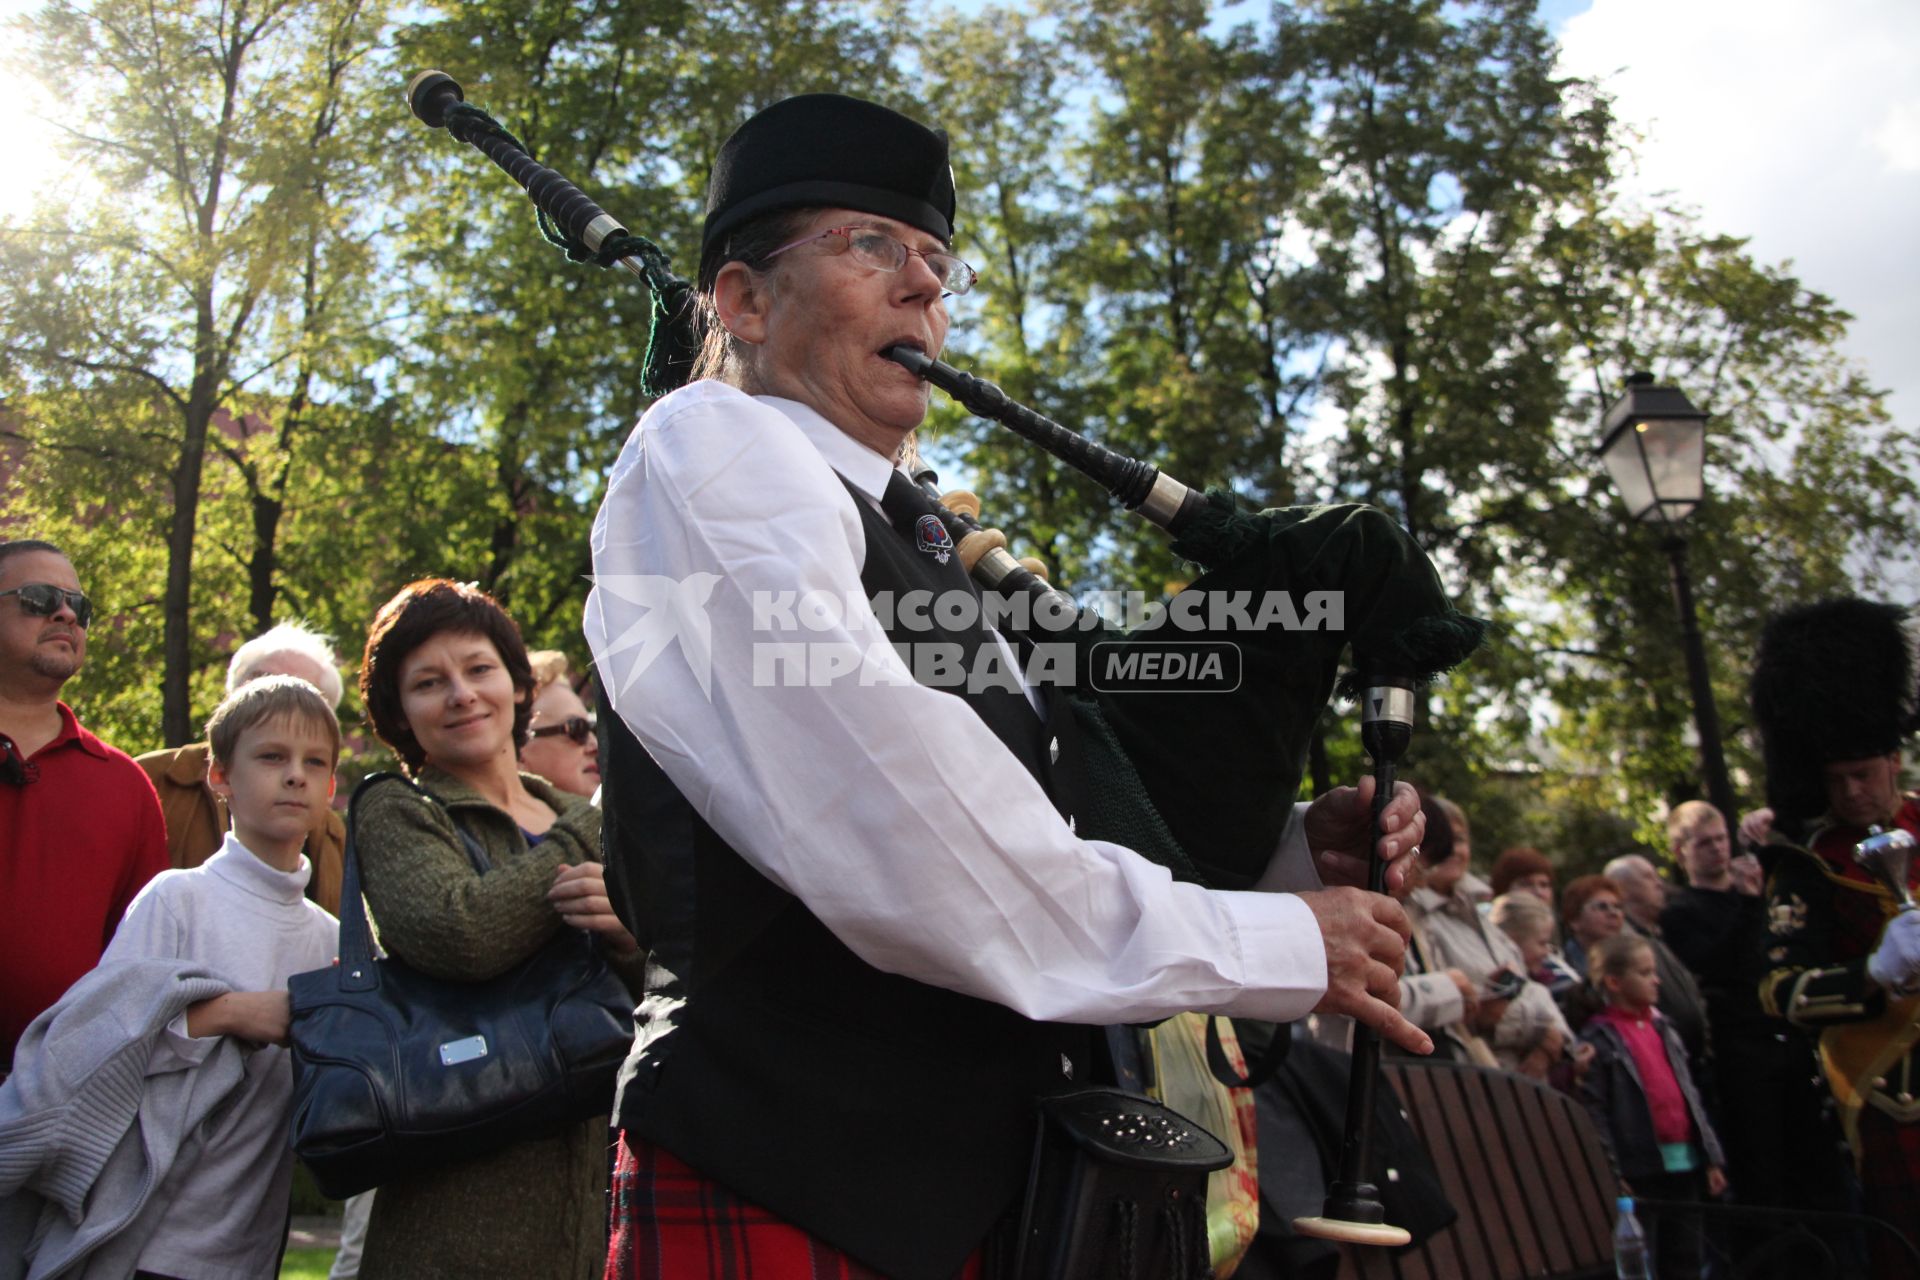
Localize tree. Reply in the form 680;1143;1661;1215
1;0;396;744
1284;0;1917;848
387;0;901;652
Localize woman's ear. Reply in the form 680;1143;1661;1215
714;260;771;346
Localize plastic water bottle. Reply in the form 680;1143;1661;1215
1613;1195;1650;1279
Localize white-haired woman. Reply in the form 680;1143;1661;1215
134;619;347;914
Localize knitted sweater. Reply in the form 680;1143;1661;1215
0;961;244;1280
350;768;629;1280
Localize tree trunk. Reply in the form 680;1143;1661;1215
247;490;284;636
163;317;219;745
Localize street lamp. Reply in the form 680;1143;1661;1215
1596;372;1737;826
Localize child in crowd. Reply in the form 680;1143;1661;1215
1490;891;1582;998
0;676;340;1278
1578;932;1727;1279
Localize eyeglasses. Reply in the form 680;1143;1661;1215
0;583;92;629
528;714;594;745
765;226;977;296
1583;900;1624;914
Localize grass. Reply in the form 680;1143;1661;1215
280;1246;338;1279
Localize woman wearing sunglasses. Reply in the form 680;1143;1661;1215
519;651;600;801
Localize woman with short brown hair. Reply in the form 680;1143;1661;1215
352;579;638;1278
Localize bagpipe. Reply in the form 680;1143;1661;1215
406;69;1486;1249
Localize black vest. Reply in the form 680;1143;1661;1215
603;476;1095;1280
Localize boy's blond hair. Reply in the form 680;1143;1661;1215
206;674;342;768
1490;891;1554;943
1589;931;1653;986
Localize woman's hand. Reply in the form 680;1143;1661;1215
1445;968;1481;1022
1470;995;1512;1034
1706;1166;1728;1198
1305;777;1426;896
1299;887;1432;1056
549;862;641;956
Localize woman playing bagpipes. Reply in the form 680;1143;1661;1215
568;90;1491;1279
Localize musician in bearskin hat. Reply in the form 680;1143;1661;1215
1746;597;1920;1276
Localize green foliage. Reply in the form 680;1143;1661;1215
278;1247;337;1279
2;0;1909;869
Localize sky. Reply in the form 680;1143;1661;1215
1552;0;1920;433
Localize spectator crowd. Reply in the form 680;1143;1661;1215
3;531;1916;1279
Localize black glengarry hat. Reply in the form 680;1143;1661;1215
702;94;956;261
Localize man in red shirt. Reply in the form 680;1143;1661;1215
0;539;168;1071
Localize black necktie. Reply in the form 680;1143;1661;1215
879;470;975;594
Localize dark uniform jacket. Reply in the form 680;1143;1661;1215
1760;796;1920;1150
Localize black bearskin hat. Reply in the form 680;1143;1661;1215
1750;597;1919;833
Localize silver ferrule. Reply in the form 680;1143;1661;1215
582;212;626;254
974;548;1022;589
1361;684;1417;727
1138;471;1192;530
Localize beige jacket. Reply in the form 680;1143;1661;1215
1408;884;1571;1070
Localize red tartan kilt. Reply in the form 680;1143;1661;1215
606;1130;986;1280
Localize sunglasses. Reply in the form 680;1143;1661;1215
528;714;594;745
0;583;93;629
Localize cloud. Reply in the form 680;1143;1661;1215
1874;99;1920;173
1556;0;1920;429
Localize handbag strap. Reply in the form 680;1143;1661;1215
1205;1013;1291;1090
335;771;492;992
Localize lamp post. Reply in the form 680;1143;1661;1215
1596;372;1737;826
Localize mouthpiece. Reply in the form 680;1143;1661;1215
883;344;934;377
407;70;465;128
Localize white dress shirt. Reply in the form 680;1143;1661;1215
585;379;1328;1025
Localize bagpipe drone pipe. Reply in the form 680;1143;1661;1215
406;69;1487;1245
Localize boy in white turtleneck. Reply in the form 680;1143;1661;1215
99;675;340;1280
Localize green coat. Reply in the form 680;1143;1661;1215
352;767;631;1280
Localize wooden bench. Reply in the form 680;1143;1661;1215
1338;1059;1619;1280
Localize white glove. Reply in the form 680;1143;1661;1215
1866;910;1920;995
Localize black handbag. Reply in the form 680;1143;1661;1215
287;772;635;1199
